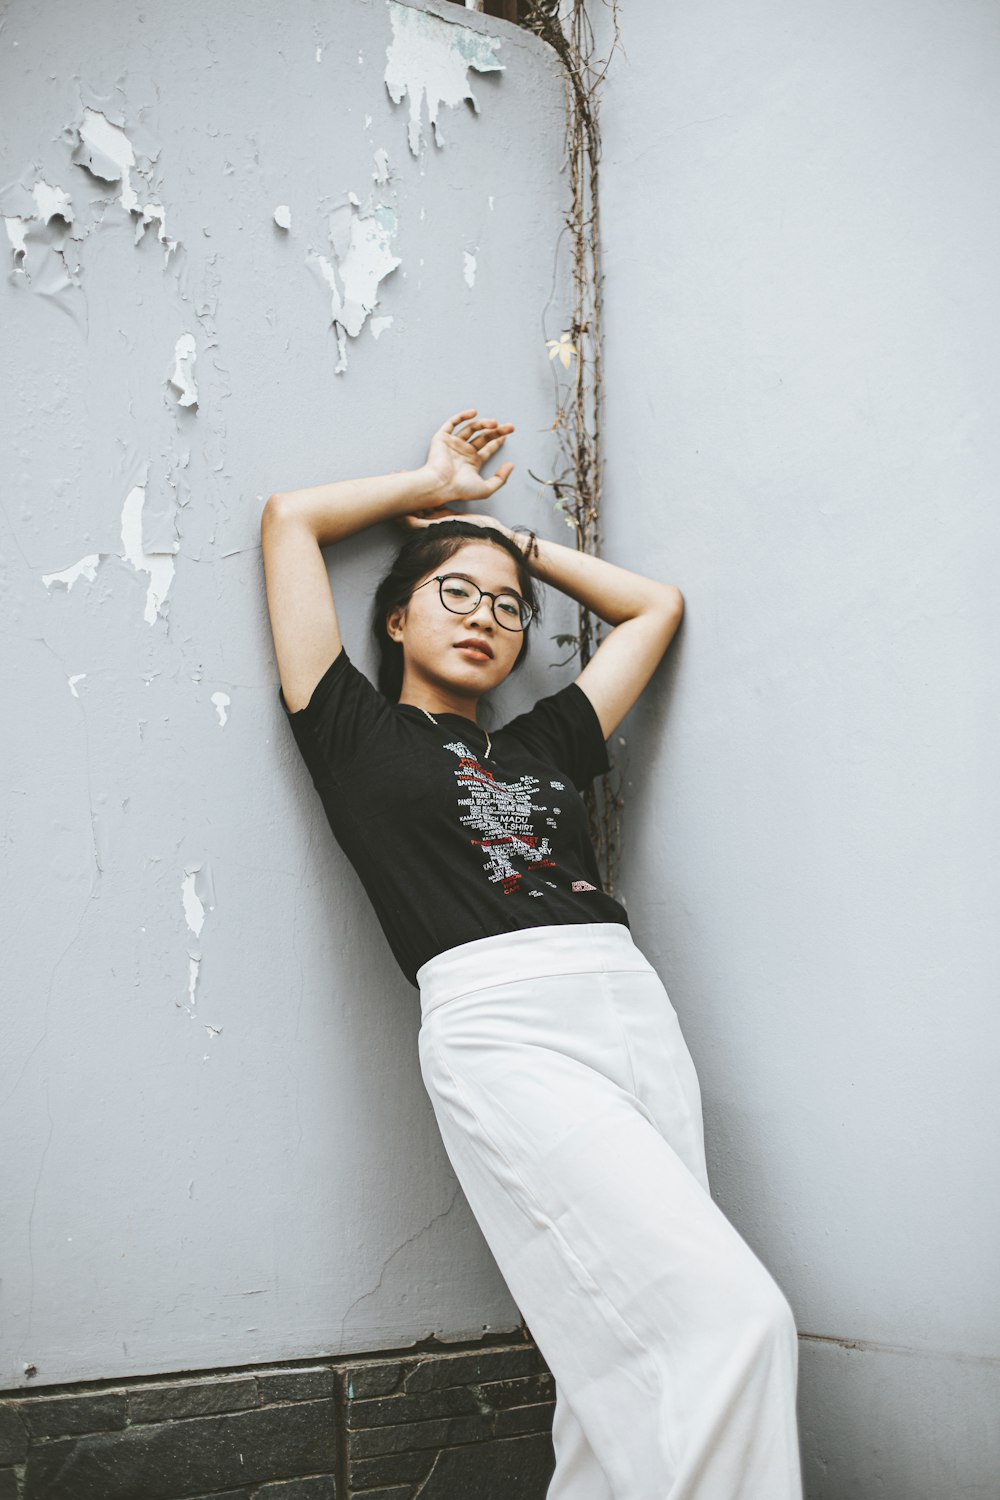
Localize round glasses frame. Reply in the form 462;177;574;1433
412;573;534;631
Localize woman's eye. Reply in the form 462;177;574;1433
498;600;519;616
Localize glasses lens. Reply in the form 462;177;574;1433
495;592;532;630
439;578;479;612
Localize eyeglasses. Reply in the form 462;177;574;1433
412;573;534;631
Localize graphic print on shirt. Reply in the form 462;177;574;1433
443;739;570;896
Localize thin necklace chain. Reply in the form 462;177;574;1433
417;706;491;761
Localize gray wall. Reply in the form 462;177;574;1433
1;0;579;1387
589;2;1000;1496
5;1;997;1492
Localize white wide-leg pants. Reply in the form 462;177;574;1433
416;922;804;1500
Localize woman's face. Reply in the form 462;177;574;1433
386;541;526;700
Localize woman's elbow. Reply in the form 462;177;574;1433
661;584;684;618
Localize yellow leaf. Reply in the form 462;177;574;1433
545;333;577;370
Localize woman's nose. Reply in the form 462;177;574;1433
467;596;496;627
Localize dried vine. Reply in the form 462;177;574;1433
522;0;625;897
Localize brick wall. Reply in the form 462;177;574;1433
0;1335;556;1500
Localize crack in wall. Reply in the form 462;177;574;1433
336;1181;464;1349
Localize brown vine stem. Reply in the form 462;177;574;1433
523;0;626;898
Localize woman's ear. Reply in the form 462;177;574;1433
385;604;404;644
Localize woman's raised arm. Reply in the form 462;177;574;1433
261;408;514;712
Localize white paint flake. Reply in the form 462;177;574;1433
41;554;101;591
180;862;215;1010
373;148;390;185
305;201;401;373
71;107;179;261
120;478;176;625
211;691;231;726
2;178;81;306
187;955;200;1010
384;0;504;157
31;180;74;227
72;107;141;211
463;250;477;287
273;204;291;230
68;674;87;697
369;315;393;339
182;865;209;936
168;332;199;407
132;202;177;257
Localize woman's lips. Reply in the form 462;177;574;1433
455;644;492;661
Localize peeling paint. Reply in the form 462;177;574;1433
67;675;86;698
373;147;390;185
2;177;81;311
211;692;231;726
120;477;176;626
72;106;142;210
182;862;216;939
463;250;477;287
273;204;291;230
384;0;504;157
182;864;213;1012
168;333;199;408
370;315;393;339
306;198;401;372
71;107;179;262
40;555;101;592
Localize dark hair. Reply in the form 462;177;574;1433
370;520;542;702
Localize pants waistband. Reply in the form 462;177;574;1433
416;922;652;1018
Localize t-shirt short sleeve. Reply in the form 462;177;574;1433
499;679;610;793
278;646;392;782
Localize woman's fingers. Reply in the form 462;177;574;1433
443;408;477;435
455;418;494;445
467;421;502;451
484;461;515;493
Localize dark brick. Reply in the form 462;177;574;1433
128;1377;258;1424
0;1468;18;1500
412;1433;554;1500
348;1411;492;1459
494;1403;556;1438
23;1398;336;1500
255;1478;337;1499
257;1369;336;1405
341;1363;405;1401
350;1488;412;1500
348;1450;434;1489
475;1373;554;1409
183;1492;251;1500
0;1402;28;1464
346;1386;482;1429
19;1390;127;1439
402;1345;545;1393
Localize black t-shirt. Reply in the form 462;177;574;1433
278;645;630;987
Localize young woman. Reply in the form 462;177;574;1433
261;408;804;1500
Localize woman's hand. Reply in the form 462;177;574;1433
395;507;511;535
425;408;515;501
391;408;515;532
